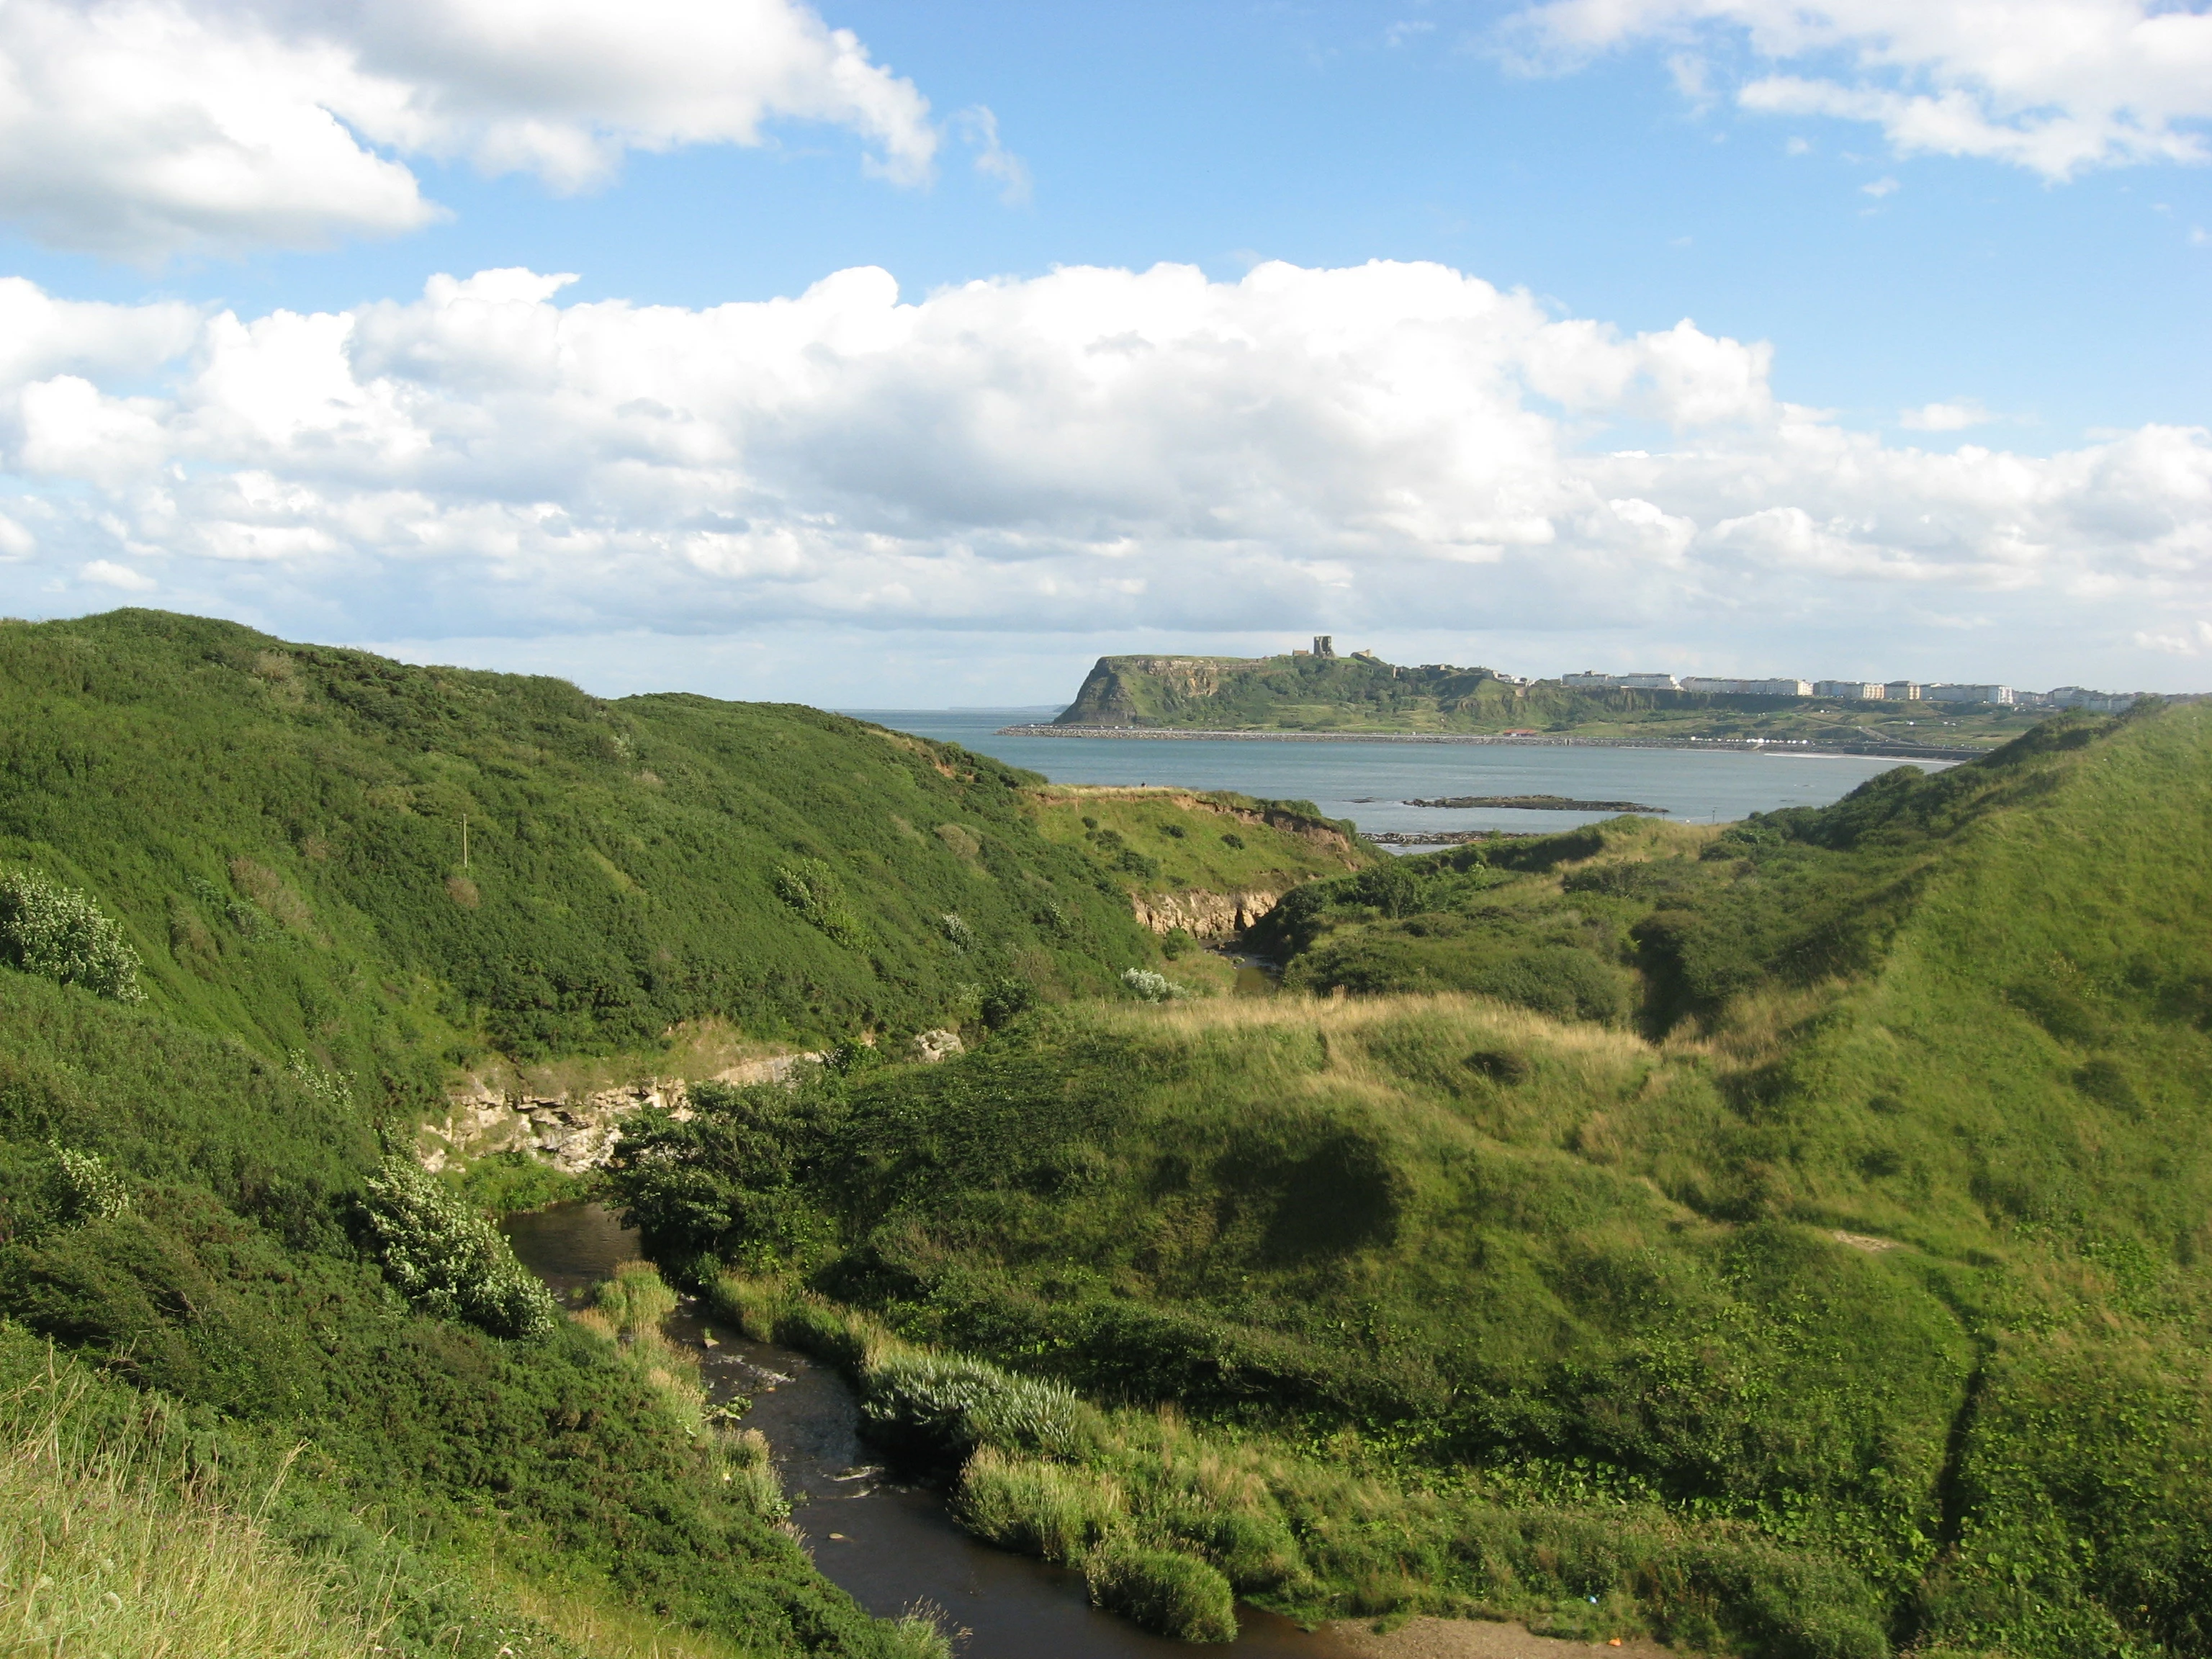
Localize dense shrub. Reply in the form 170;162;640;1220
0;871;143;1002
49;1143;130;1223
358;1156;558;1339
1121;968;1189;1002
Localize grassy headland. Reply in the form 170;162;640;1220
1051;652;2050;752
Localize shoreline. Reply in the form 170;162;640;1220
996;724;1976;763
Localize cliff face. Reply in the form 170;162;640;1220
1056;655;1264;725
1130;888;1280;937
1053;650;1519;729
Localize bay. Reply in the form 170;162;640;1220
840;708;1949;840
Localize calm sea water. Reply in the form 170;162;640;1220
840;708;1947;839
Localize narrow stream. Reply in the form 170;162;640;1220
503;1202;1368;1659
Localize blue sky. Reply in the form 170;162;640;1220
1;0;2207;701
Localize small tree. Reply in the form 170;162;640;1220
359;1156;558;1339
0;871;144;1002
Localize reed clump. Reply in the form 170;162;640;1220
577;1260;705;1435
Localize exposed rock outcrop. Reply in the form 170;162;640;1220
418;1051;821;1174
1132;889;1280;938
910;1028;965;1063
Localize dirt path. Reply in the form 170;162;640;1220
1326;1617;1676;1659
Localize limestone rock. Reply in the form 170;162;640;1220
1130;889;1280;939
911;1028;965;1064
416;1051;824;1174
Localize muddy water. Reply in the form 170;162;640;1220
503;1201;1366;1659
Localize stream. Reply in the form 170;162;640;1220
503;1201;1370;1659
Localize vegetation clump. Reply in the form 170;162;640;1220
1121;968;1189;1002
0;871;144;1002
1084;1539;1238;1642
359;1154;560;1339
861;1351;1097;1464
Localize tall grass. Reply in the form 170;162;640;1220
0;1365;382;1659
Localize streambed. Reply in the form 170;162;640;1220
503;1200;1366;1658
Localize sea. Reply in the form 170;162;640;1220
837;708;1951;845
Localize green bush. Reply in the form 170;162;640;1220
1121;968;1189;1002
0;871;143;1002
774;859;868;946
1083;1539;1238;1642
358;1156;558;1339
50;1143;131;1223
594;1259;680;1334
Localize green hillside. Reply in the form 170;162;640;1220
606;705;2212;1658
1053;651;2041;752
0;608;1192;1658
0;609;1158;1094
1020;786;1379;895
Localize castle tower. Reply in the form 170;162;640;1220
1313;635;1334;657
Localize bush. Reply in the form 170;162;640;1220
722;1427;790;1520
773;858;867;945
1121;968;1189;1003
953;1447;1124;1564
709;1271;790;1343
979;975;1036;1028
1084;1539;1237;1642
50;1143;131;1223
0;871;143;1002
358;1156;558;1339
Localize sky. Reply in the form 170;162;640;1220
0;0;2207;704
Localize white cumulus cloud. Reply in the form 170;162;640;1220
0;0;939;258
0;258;2204;657
1507;0;2212;178
1899;399;1993;431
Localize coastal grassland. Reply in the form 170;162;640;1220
608;705;2212;1656
0;609;1154;1094
0;1349;382;1659
0;968;961;1658
1020;786;1377;896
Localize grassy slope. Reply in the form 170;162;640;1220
1057;653;2039;750
0;609;1154;1093
1020;786;1379;898
610;707;2212;1657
